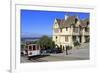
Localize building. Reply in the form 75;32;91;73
52;15;89;50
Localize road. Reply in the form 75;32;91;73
21;55;48;63
21;43;89;63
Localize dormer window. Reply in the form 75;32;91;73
75;18;78;23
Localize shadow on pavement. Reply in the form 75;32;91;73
29;55;50;60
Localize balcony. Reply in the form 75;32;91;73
84;32;89;35
71;32;80;35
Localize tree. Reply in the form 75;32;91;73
37;35;55;49
31;41;38;44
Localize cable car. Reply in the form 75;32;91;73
27;44;40;57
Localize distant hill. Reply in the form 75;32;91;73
21;33;52;38
21;33;52;42
21;37;40;40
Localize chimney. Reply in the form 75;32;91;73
65;15;68;20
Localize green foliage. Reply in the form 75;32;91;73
21;44;25;48
37;35;55;49
73;41;80;46
31;41;38;44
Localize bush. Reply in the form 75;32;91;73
66;46;72;50
38;35;55;49
68;46;72;50
73;41;80;46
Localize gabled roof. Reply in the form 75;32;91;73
56;16;77;28
62;16;77;28
55;16;89;28
56;18;64;28
80;18;89;27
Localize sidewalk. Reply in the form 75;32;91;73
50;43;89;59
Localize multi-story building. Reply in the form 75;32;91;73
52;15;89;50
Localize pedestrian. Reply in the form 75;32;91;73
66;46;68;55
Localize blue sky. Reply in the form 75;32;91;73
21;9;89;37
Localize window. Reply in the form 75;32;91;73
65;36;68;42
73;36;77;41
37;45;39;50
55;36;58;42
66;27;68;31
56;36;58;39
73;27;78;33
85;27;89;32
29;46;32;51
33;45;36;50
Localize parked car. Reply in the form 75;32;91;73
45;48;52;53
40;49;47;55
55;48;62;53
46;48;62;54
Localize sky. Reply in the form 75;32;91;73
21;9;89;37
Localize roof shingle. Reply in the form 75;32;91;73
55;16;89;28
